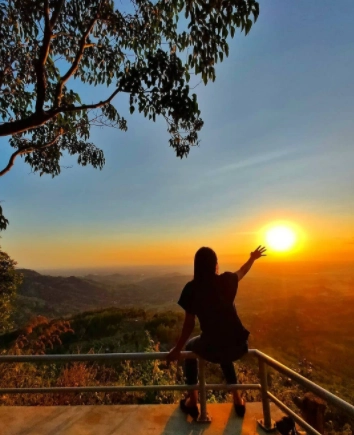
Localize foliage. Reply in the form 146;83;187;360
12;315;74;354
0;205;9;231
145;311;186;346
0;315;183;406
0;0;259;229
0;245;22;333
0;307;353;433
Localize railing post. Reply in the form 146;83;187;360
197;358;212;423
257;357;276;431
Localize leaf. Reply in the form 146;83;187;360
225;44;229;58
245;19;253;36
130;106;135;114
252;3;260;22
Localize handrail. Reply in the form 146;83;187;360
267;392;321;435
254;349;354;419
0;348;353;432
0;384;261;395
0;351;198;363
0;349;258;363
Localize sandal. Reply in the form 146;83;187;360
234;399;246;418
180;398;199;420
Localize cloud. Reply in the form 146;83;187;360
211;148;296;176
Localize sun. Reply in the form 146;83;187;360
265;225;297;252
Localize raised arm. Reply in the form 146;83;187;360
236;246;266;281
166;312;195;362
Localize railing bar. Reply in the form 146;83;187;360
0;352;195;363
0;384;261;395
255;350;354;418
267;392;321;435
0;349;260;363
258;356;272;430
198;358;209;422
206;383;261;390
0;385;198;394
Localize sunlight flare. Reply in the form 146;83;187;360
265;225;297;252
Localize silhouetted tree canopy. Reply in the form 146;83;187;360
0;205;8;231
0;246;22;333
0;0;259;228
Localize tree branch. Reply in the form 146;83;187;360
0;87;121;137
50;0;65;28
43;0;50;30
0;134;62;177
0;112;52;137
54;16;98;106
53;86;121;114
35;0;53;113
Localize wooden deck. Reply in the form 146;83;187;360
0;402;285;435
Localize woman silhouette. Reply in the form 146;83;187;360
167;245;266;419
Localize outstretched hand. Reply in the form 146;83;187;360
250;246;267;260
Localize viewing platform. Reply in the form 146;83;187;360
1;349;353;435
0;402;285;435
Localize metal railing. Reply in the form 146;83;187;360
0;349;354;434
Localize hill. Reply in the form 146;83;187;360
13;269;191;326
15;269;120;325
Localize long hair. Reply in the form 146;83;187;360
194;247;218;282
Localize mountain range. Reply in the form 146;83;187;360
14;269;190;326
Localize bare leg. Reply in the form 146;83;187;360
220;362;245;406
184;337;200;407
232;390;244;405
185;390;198;407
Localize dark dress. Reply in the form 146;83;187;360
178;272;249;384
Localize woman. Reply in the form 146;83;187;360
167;245;266;419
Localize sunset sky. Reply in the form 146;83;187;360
1;0;354;270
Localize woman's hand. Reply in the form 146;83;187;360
166;346;181;363
250;246;267;260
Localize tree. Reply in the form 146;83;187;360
0;0;259;228
0;205;9;231
0;245;22;333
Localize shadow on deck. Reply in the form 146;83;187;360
0;402;285;435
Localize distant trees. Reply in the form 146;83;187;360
0;246;22;333
0;0;259;228
146;311;186;346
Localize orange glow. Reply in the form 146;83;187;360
4;211;354;270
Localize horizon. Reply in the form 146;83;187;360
16;258;354;277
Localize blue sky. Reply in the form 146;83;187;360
1;0;354;269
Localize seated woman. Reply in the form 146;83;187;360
167;245;266;419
